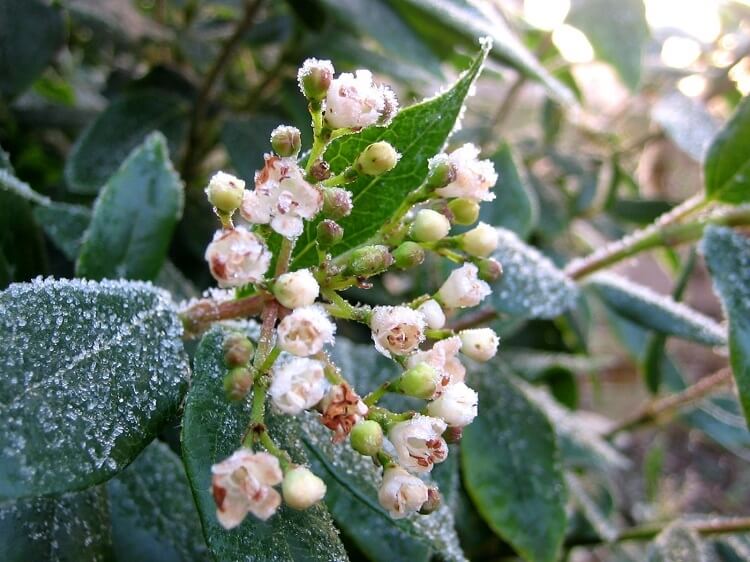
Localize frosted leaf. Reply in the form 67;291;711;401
647;522;706;562
490;227;579;318
0;485;113;561
588;272;726;347
0;277;189;499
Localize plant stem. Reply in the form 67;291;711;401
363;382;391;407
322;289;371;323
605;367;733;438
180;292;270;337
180;0;264;184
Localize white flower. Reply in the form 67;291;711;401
417;299;446;330
282;466;327;510
437;263;491;309
407;336;466;391
378;466;428;519
388;415;448;473
205;227;271;287
370;305;426;357
427;382;478;428
325;70;391;130
274;269;320;309
269;358;327;415
434;144;497;202
277;305;335;357
461;222;499;257
211;449;283;527
459;328;499;362
240;154;323;238
205;171;245;213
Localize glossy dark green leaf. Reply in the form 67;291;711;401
76;132;184;281
0;0;64;99
181;328;348;562
648;523;705;562
480;143;538;239
0;486;114;562
0;278;188;499
65;91;189;194
704;94;750;204
702;226;750;428
108;441;210;562
589;272;726;346
568;0;648;90
462;372;567;562
290;41;490;267
653;91;719;162
221;116;284;180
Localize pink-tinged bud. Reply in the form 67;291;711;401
282;467;327;510
458;328;499;362
350;420;383;456
411;209;450;242
398;363;438;399
416;299;446;330
345;245;394;277
276;305;335;357
325;69;396;130
388;415;448;473
448;198;480;225
392;241;425;270
370;305;426;357
223;333;255;367
269;358;327;415
320;383;368;443
316;219;344;248
298;58;334;102
205;171;245;214
274;269;319;309
444;426;463;444
211;450;282;527
461;222;499;257
476;257;503;282
435;144;497;202
419;486;442;515
436;263;491;309
223;367;254;401
426;154;457;189
355;141;400;176
426;382;478;427
205;227;271;288
270;125;302;158
322;187;353;220
407;336;466;389
378;466;429;519
310;160;331;181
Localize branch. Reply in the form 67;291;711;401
180;292;270;337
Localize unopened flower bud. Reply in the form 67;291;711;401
274;269;319;309
350;420;384;456
322;187;353;219
458;328;499;362
476;257;502;282
436;263;491;309
461;222;498;257
444;426;463;444
398;363;438;399
355;141;400;176
419;486;442;515
392;241;425;269
282;466;327;510
270;125;302;158
310;160;331;181
223;367;254;401
223;334;255;367
411;209;451;242
298;58;333;102
417;299;445;330
345;245;394;277
378;466;428;519
427;381;478;427
370;305;426;357
448;198;480;225
426;157;457;190
317;219;344;248
205;171;245;214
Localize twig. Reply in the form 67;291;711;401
180;292;270;337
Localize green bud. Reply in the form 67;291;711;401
270;125;302;158
350;420;384;456
322;187;353;219
411;209;450;242
426;158;456;189
205;171;245;214
345;245;394;277
448;198;480;225
354;141;400;176
223;333;255;367
317;219;344;248
392;241;425;269
398;363;437;399
298;59;333;102
223;367;254;401
476;257;503;282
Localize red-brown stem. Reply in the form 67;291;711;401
180;293;270;337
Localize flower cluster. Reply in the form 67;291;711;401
197;57;502;529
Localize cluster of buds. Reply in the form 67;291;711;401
198;57;502;529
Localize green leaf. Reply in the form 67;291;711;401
702;226;750;428
568;0;648;90
290;41;490;267
108;441;210;562
34;202;92;261
588;272;726;346
65;91;189;194
76;132;184;281
462;372;567;562
648;523;706;562
0;278;188;499
480;143;538;239
490;227;579;319
704;94;750;204
653;91;719;162
0;189;47;288
221;116;284;181
0;0;64;99
181;328;349;562
0;486;114;562
609;198;675;225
